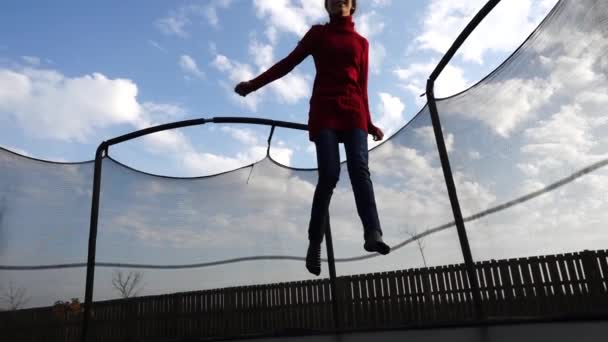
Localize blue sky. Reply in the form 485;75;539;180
7;0;608;309
1;0;557;175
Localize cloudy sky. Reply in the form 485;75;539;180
1;0;557;174
4;0;608;309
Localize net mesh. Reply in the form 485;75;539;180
1;0;607;313
438;0;608;260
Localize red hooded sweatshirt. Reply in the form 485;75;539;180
248;15;377;141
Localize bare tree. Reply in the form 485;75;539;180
1;281;31;310
405;230;427;268
112;270;144;298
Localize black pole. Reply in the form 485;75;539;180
425;0;502;319
266;125;276;156
78;116;309;340
429;0;501;81
103;117;307;148
324;215;341;330
426;83;483;318
81;143;106;342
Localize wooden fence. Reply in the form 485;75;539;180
1;250;607;341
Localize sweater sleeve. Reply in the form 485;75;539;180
359;38;376;133
248;26;317;92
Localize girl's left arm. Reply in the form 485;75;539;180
359;39;378;136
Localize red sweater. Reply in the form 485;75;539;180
248;15;377;141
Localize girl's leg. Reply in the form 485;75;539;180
308;129;341;243
343;129;390;254
306;129;340;275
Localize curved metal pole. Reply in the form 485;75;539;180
105;117;307;147
80;117;309;342
429;0;502;82
426;0;501;320
81;144;106;342
324;215;341;330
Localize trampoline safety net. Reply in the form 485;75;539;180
0;0;607;340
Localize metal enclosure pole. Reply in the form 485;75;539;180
425;0;502;319
324;216;341;330
426;84;484;318
81;144;106;342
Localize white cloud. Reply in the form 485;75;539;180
269;74;310;104
213;39;311;108
517;163;540;177
423;3;608;260
205;0;234;28
269;144;294;165
179;54;205;79
211;54;233;73
435;12;607;141
368;43;386;75
205;6;221;28
394;61;469;101
375;92;405;137
249;40;274;70
415;126;454;153
139;127;192;154
133;114;296;176
369;139;496;231
182;150;257;176
371;0;392;7
148;40;167;53
355;11;386;74
141;102;186;122
211;54;261;111
221;126;259;145
447;77;554;137
21;56;41;66
522;104;604;169
248;38;310;104
265;26;278;45
0;69;30;106
0;66;200;162
182;145;293;176
3;145;31;157
415;0;558;64
156;0;234;37
253;0;326;38
356;11;384;38
156;10;190;38
0;67;141;142
468;150;481;160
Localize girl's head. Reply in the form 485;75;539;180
325;0;356;17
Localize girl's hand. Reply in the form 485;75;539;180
370;126;384;141
234;81;253;97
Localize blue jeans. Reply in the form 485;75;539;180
308;128;382;243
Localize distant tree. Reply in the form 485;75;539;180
52;298;82;320
112;270;144;298
405;229;428;268
0;281;30;310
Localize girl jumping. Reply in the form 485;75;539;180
235;0;390;276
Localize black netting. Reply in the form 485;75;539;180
438;0;608;260
0;150;90;308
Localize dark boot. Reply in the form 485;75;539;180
364;230;390;255
305;241;322;276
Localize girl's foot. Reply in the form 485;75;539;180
306;242;322;276
364;230;391;255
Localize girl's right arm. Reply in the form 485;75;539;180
235;26;318;97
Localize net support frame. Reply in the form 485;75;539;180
80;117;311;342
324;216;341;330
80;0;507;335
425;0;502;319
